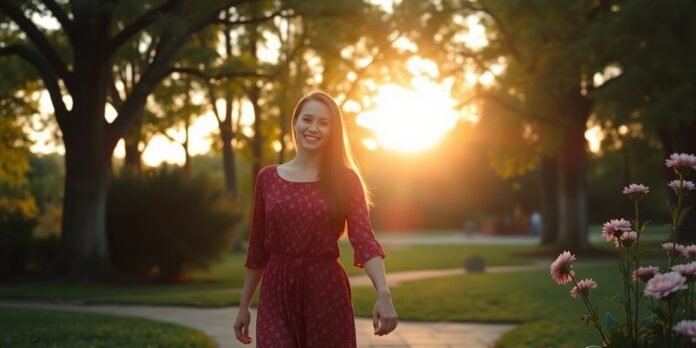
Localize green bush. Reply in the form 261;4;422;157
107;167;241;282
0;207;40;277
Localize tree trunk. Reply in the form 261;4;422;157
540;156;559;245
219;23;239;199
60;137;112;276
183;116;191;176
123;113;143;174
220;97;238;199
278;108;288;164
248;20;263;183
57;10;113;277
556;97;592;252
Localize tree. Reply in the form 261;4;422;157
0;0;287;276
393;0;633;251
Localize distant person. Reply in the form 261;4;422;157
233;91;398;347
529;211;542;235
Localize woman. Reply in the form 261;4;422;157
233;91;398;347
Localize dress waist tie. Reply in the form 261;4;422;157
269;253;338;348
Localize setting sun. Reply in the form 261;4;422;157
356;82;461;154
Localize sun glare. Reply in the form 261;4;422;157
585;125;604;154
357;81;460;154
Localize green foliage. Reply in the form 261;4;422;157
0;307;213;348
0;210;37;277
27;153;65;211
586;139;670;224
107;167;242;282
0;125;41;276
590;0;696;131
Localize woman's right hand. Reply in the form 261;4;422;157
233;307;253;344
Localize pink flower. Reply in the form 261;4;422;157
663;242;687;257
672;261;696;281
570;278;597;298
668;180;696;192
550;251;576;285
601;219;632;241
644;272;688;299
674;320;696;343
682;245;696;259
632;266;660;282
622;184;650;195
616;231;638;248
665;153;696;169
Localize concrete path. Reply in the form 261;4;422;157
0;301;516;348
369;231;668;245
373;233;541;246
349;263;548;287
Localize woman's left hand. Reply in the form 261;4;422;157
372;292;398;336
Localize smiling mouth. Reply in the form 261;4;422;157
304;134;321;142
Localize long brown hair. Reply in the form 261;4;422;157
290;91;371;221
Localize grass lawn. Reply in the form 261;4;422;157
0;243;544;306
350;261;678;348
0;307;213;347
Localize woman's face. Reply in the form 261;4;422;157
294;99;331;152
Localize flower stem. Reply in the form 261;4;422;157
623;249;634;343
571;274;608;345
667;298;674;347
633;200;641;347
670;173;684;267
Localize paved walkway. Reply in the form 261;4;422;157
374;233;541;246
0;301;516;348
370;231;667;245
349;263;548;287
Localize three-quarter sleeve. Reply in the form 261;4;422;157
244;168;270;269
346;170;385;268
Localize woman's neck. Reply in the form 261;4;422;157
290;150;322;171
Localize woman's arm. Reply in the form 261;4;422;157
234;268;264;344
364;256;398;336
240;268;264;309
235;167;270;344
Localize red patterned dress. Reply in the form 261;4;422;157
245;165;385;348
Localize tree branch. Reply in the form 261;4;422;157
106;0;180;56
206;81;224;125
105;64;170;151
105;0;275;149
40;0;74;39
182;0;277;38
213;9;298;26
0;44;68;124
0;0;71;82
454;2;524;63
161;128;184;146
107;72;124;109
169;66;272;81
464;89;563;127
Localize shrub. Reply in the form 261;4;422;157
0;210;38;277
107;167;241;282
